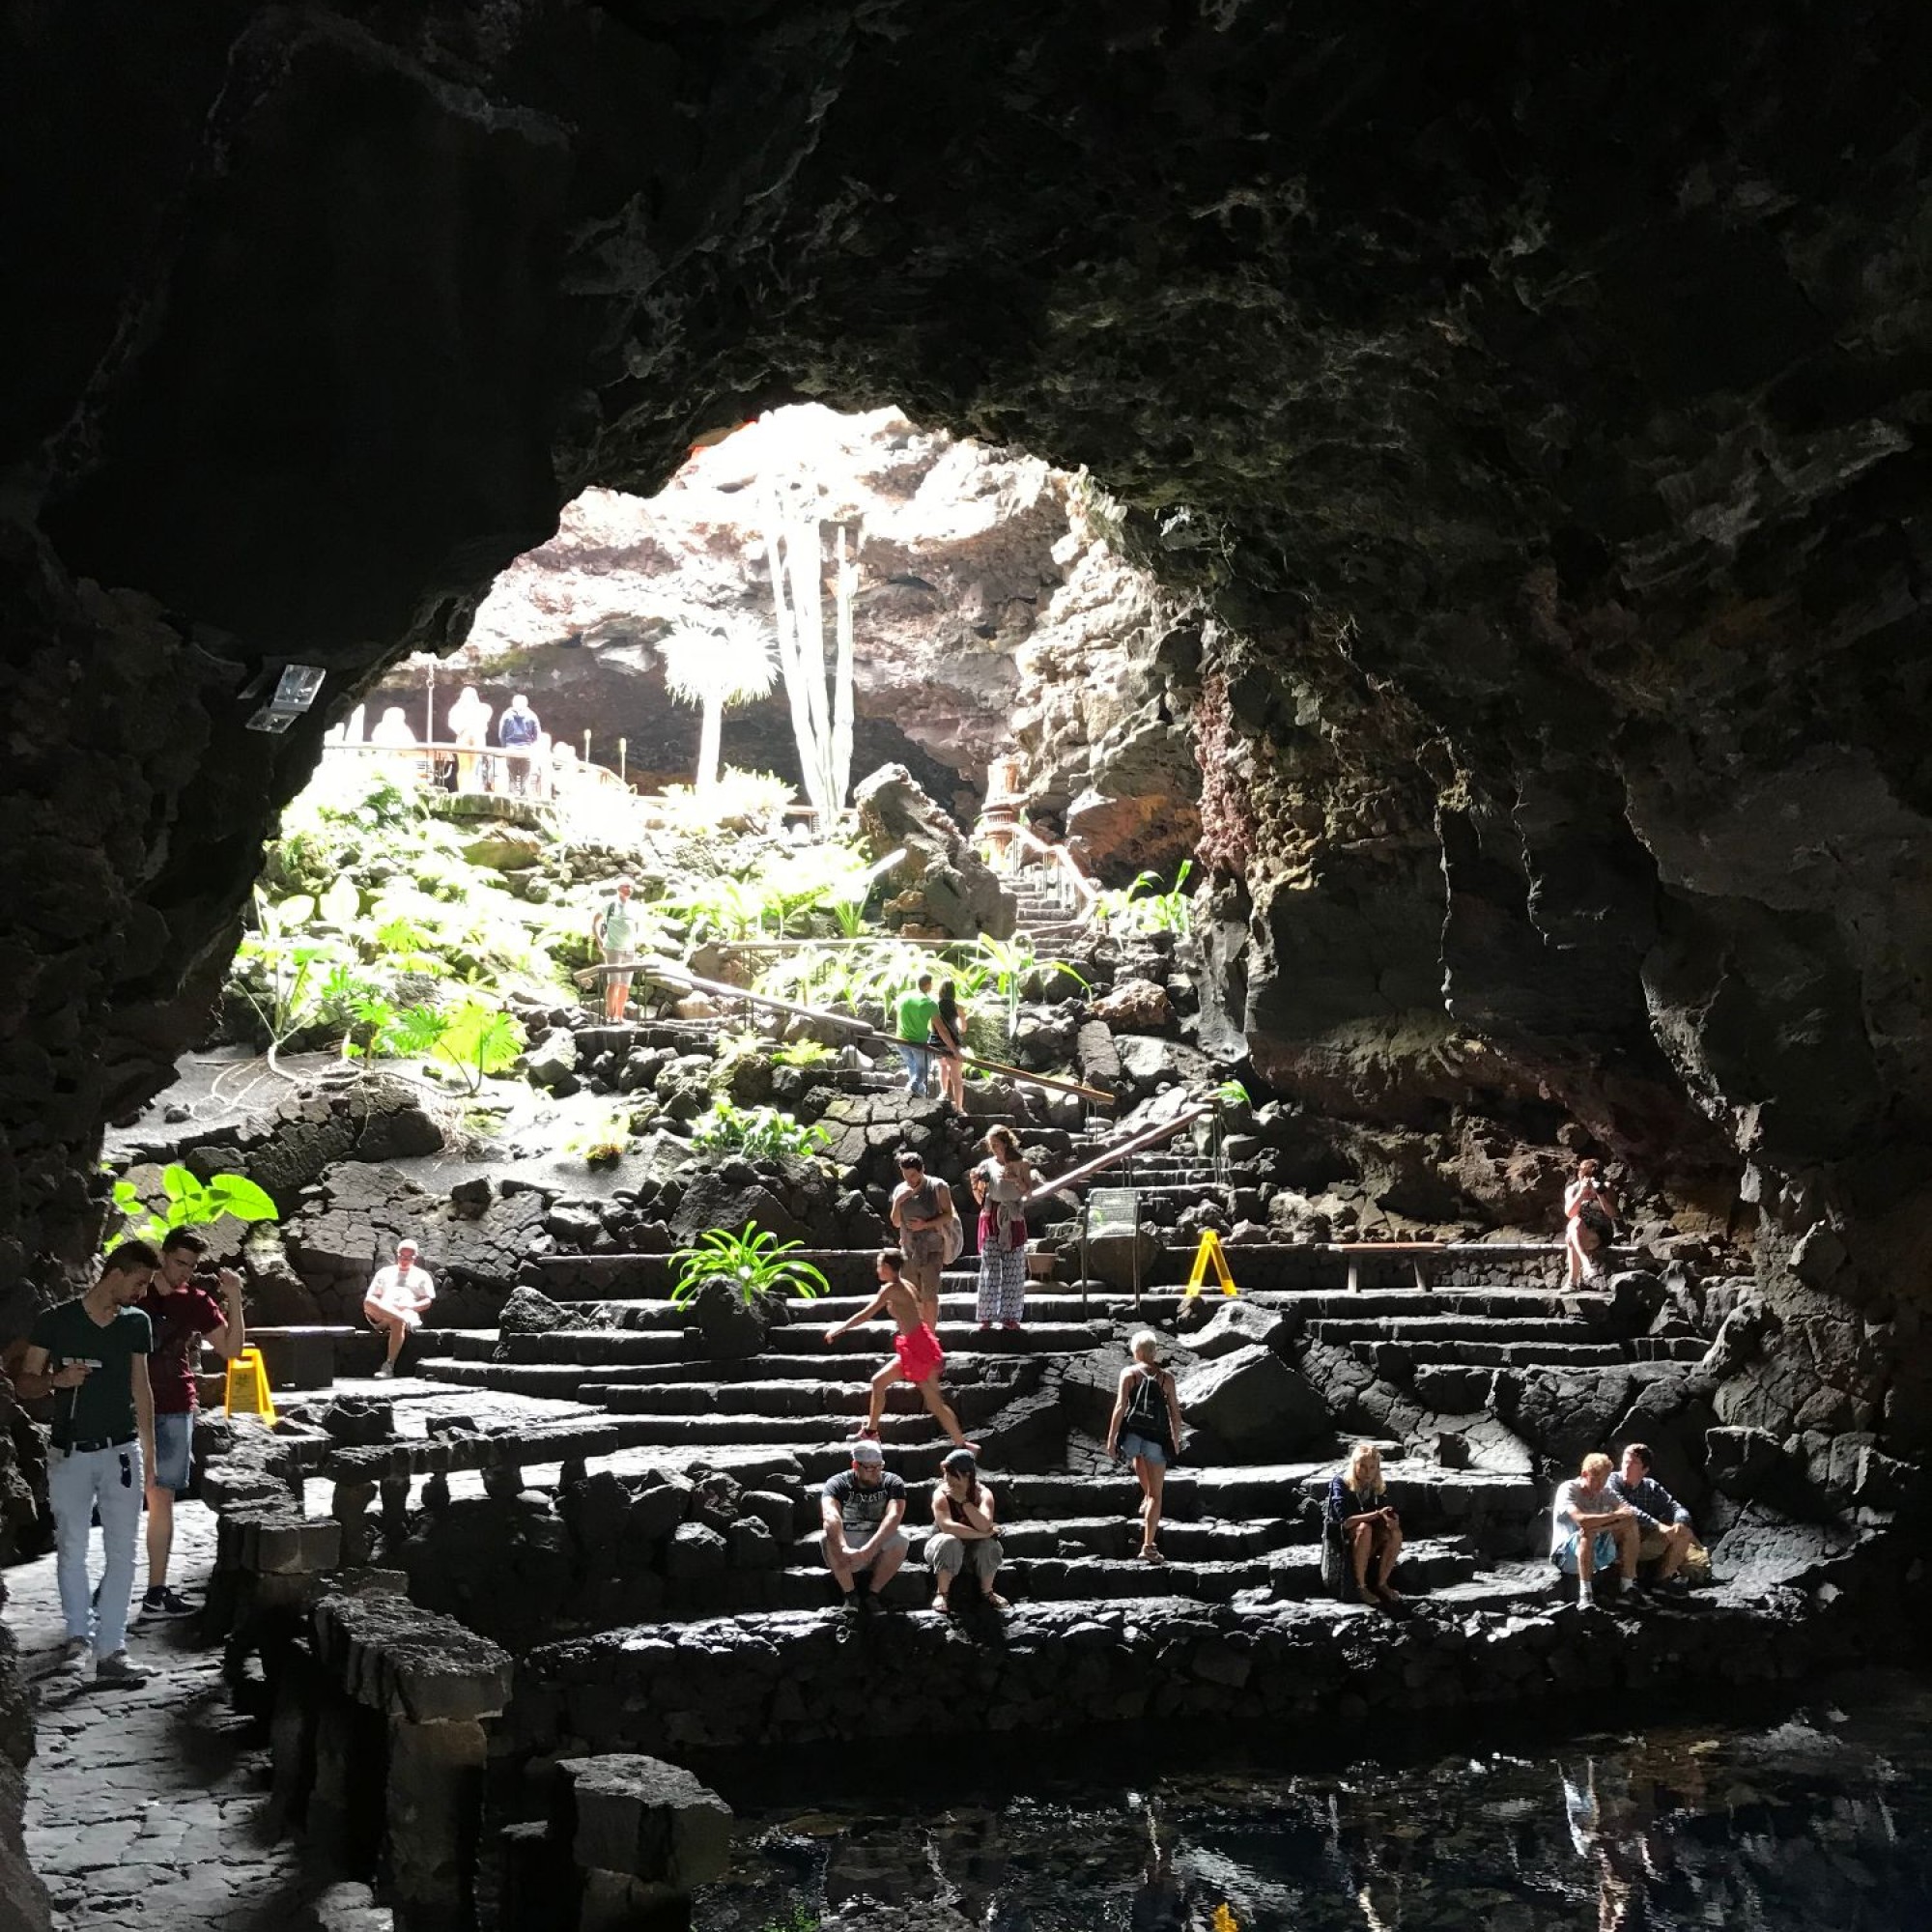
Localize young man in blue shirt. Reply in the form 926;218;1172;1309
1609;1441;1696;1593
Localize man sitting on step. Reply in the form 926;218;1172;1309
820;1438;909;1611
1550;1451;1643;1611
363;1238;436;1379
1608;1441;1696;1594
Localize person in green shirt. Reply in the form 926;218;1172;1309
16;1239;161;1685
590;877;641;1022
893;974;940;1097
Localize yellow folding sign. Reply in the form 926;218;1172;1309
224;1347;277;1427
1183;1228;1238;1297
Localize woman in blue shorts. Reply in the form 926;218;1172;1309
1106;1330;1184;1564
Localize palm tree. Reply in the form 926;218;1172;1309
658;617;778;795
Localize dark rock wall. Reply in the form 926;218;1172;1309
5;0;1930;1479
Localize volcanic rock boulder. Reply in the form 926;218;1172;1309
854;765;1015;940
395;1495;573;1653
1175;1345;1331;1460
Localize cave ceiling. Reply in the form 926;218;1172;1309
4;2;1932;1273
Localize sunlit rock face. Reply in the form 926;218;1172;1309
6;8;1932;1419
363;406;1199;862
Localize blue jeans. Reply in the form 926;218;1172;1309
152;1411;194;1493
895;1041;933;1096
49;1441;144;1656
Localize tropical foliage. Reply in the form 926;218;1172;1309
671;1222;830;1308
688;1100;830;1160
1094;860;1194;936
112;1165;279;1248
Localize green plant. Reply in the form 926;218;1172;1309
688;1100;830;1160
1214;1077;1250;1108
112;1164;279;1247
385;998;527;1094
972;933;1089;1036
1094;860;1194;937
771;1038;834;1068
653;767;796;834
755;1909;820;1932
566;1114;631;1166
671;1222;829;1308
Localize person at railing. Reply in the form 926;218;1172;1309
970;1125;1037;1330
1325;1441;1404;1608
590;878;640;1022
369;704;422;783
1105;1329;1184;1565
497;692;542;796
447;685;492;792
892;973;939;1097
927;978;969;1109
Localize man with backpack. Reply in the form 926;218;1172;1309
889;1150;959;1329
497;692;542;796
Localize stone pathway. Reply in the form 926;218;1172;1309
9;1502;321;1931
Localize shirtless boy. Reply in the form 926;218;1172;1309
824;1249;979;1454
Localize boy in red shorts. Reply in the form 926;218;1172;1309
823;1249;979;1454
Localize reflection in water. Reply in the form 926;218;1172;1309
698;1673;1932;1930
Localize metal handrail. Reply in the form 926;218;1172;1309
979;821;1101;908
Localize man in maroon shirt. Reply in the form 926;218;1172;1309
135;1229;246;1617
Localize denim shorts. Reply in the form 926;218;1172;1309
1553;1528;1617;1576
152;1410;194;1493
1119;1430;1168;1468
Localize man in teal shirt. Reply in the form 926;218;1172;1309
894;974;940;1097
17;1239;160;1684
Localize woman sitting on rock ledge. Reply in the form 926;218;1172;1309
1327;1442;1404;1608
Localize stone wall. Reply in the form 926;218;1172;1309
508;1548;1899;1762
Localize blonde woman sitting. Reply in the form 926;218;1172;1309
1325;1442;1403;1607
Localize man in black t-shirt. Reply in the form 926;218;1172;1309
16;1240;160;1685
819;1439;909;1608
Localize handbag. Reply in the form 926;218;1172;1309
938;1180;965;1265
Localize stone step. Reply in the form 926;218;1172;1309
208;1324;499;1390
484;1345;1041;1382
1312;1316;1600;1345
582;1407;995;1446
765;1321;1106;1355
785;1514;1306;1565
591;1378;1019;1423
1350;1338;1629;1370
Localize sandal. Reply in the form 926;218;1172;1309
931;1593;952;1615
1376;1584;1405;1605
1138;1546;1166;1565
985;1592;1011;1610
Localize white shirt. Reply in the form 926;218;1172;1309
367;1263;435;1314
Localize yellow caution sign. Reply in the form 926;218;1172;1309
224;1347;277;1427
1183;1229;1238;1297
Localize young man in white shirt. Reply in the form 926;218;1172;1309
362;1238;435;1379
1550;1451;1642;1611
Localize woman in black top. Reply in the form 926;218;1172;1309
1105;1329;1185;1563
927;979;968;1109
1326;1441;1403;1606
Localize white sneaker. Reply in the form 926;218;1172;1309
94;1650;151;1687
372;1362;395;1379
54;1635;90;1671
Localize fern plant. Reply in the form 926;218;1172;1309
671;1222;830;1308
688;1100;830;1159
